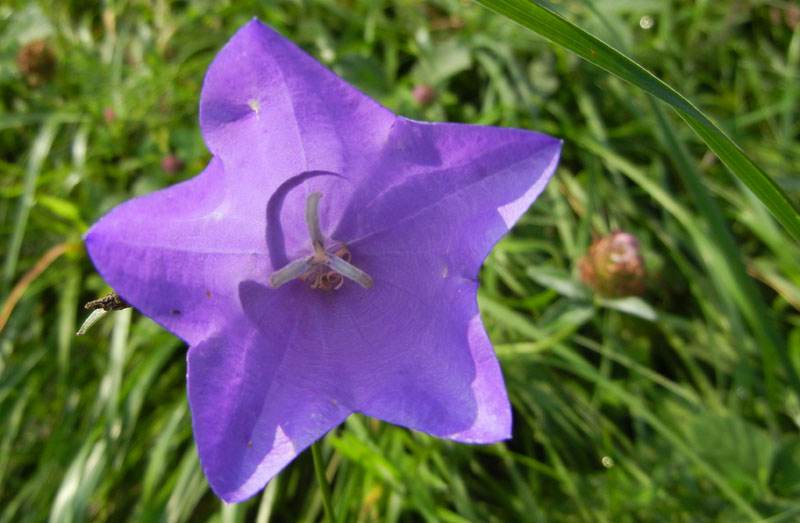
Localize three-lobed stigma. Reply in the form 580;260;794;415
269;192;374;291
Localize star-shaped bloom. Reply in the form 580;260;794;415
85;19;561;502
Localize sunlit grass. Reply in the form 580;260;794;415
2;1;799;521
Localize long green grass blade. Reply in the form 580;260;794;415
2;120;58;291
473;0;800;242
648;98;800;401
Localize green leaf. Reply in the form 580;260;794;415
526;266;590;300
684;414;774;496
473;0;800;242
771;438;800;498
598;296;658;321
36;194;85;228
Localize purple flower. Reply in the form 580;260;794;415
85;19;561;502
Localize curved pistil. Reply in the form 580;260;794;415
269;192;373;290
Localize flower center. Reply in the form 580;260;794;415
269;192;373;291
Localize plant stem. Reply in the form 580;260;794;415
311;441;337;523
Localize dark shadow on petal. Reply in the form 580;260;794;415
189;280;293;496
265;170;343;268
334;120;559;266
382;118;443;167
332;119;442;241
358;369;480;436
189;331;278;495
200;101;255;128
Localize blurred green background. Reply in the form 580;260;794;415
2;0;800;521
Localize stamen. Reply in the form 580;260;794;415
326;255;374;289
268;190;374;291
305;192;324;246
269;257;312;288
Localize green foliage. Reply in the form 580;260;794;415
477;0;800;243
1;0;799;521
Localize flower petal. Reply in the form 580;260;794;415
199;19;395;189
306;241;509;441
323;119;560;440
188;280;352;502
84;158;271;346
336;118;562;277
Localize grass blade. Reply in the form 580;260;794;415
648;98;800;403
473;0;800;242
2;120;58;291
480;295;763;520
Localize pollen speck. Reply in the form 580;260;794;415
247;441;252;447
206;290;212;297
442;266;448;278
248;99;260;117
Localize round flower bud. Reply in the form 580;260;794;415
161;155;183;174
412;85;435;106
18;40;56;87
579;231;645;297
